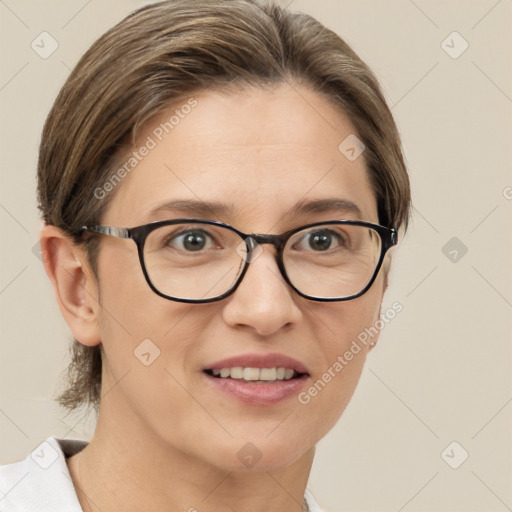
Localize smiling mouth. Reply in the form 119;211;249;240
204;367;308;382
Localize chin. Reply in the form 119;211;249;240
203;434;315;473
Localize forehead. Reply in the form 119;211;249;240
102;83;378;229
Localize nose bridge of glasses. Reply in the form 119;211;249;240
242;233;286;262
236;233;289;293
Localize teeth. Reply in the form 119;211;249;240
230;367;244;379
243;367;260;381
260;368;277;381
210;367;298;381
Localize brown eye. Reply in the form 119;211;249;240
167;229;215;252
293;228;346;252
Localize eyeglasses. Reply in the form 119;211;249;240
80;219;397;303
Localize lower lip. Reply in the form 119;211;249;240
203;372;309;405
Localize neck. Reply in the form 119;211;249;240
67;400;314;512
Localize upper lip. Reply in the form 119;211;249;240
204;353;309;374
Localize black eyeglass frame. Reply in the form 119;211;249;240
80;219;398;304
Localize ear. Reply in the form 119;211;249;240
381;248;394;292
368;255;393;353
40;224;101;347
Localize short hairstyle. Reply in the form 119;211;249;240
37;0;411;412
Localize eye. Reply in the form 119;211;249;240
293;228;347;252
168;229;216;252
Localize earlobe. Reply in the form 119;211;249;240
40;224;102;347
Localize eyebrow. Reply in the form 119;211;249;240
286;198;362;220
144;199;235;221
144;197;363;222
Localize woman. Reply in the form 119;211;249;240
0;0;410;510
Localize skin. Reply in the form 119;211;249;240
41;82;389;512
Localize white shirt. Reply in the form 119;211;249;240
0;437;323;511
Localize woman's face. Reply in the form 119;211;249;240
91;83;386;471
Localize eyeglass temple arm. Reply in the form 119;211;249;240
81;225;131;239
386;228;398;250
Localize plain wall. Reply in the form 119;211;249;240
0;1;511;511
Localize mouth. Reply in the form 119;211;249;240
204;366;306;382
202;353;310;404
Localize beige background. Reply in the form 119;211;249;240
1;1;511;511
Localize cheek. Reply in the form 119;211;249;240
95;245;203;391
95;285;211;451
96;243;183;336
316;278;384;355
297;283;384;437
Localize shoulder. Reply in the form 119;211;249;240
0;436;87;512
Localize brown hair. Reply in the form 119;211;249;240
37;0;411;413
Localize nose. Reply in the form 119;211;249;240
221;244;303;336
